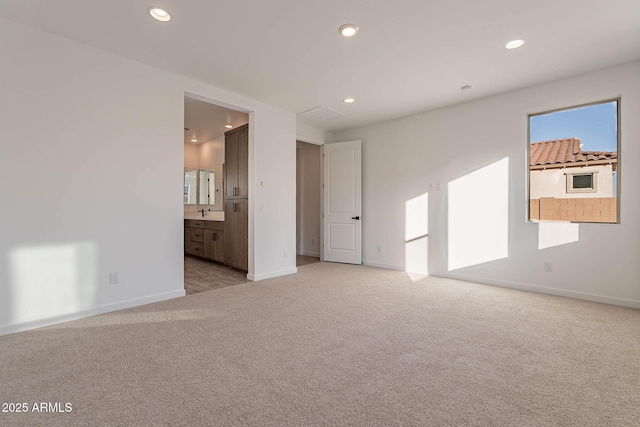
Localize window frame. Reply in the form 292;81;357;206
565;171;598;193
526;98;621;224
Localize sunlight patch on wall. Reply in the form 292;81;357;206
448;158;509;271
405;192;429;280
8;242;98;325
538;222;580;250
406;237;429;281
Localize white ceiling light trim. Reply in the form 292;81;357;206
339;24;359;38
225;124;233;129
148;7;171;22
343;98;355;104
505;39;525;49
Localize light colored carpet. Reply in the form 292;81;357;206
1;262;639;426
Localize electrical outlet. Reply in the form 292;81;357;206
311;238;315;245
109;272;119;284
544;262;553;273
377;245;382;252
283;250;288;258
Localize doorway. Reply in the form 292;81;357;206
296;140;321;267
183;95;249;294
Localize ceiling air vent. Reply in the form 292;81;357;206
297;105;343;122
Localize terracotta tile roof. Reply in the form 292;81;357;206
530;138;617;169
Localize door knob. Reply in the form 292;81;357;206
351;216;360;220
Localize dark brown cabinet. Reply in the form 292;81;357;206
185;219;225;263
204;223;225;263
225;124;249;200
185;220;205;257
224;200;248;271
223;123;249;271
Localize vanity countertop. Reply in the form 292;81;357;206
184;211;225;221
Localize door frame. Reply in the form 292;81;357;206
295;136;325;262
183;91;254;279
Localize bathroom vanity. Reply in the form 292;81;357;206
183;124;249;272
184;219;225;264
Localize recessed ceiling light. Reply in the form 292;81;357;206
505;39;525;49
343;98;356;104
225;124;233;129
461;85;472;92
148;7;171;22
339;24;359;38
191;138;197;142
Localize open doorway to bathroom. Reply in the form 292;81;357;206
296;140;322;267
183;94;250;294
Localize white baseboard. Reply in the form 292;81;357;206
0;289;186;337
248;267;298;282
359;262;640;309
299;251;320;257
363;260;404;271
436;273;640;309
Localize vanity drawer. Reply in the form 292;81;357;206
189;228;205;243
189;242;204;256
185;219;205;228
205;221;225;231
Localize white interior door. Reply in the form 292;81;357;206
323;140;362;264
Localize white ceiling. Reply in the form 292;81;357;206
1;0;638;133
184;96;248;145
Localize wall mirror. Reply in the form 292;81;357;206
184;170;197;205
198;164;224;211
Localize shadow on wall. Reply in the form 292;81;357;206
447;158;510;271
5;242;99;329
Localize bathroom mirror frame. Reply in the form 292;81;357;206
200;164;224;211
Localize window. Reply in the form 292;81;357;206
566;172;597;193
572;174;593;189
528;99;619;224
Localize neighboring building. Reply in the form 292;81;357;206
529;138;618;222
530;137;617;198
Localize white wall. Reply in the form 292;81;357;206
296;141;321;257
198;135;225;167
530;165;614;199
249;110;298;280
297;122;333;145
184;142;199;170
334;60;640;308
0;19;297;335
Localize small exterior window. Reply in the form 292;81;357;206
573;174;592;189
566;172;598;193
